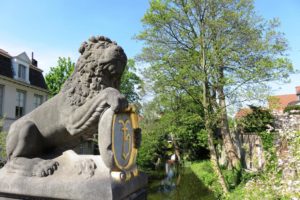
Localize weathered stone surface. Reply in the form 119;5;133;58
5;36;130;176
273;112;300;135
0;36;147;199
0;151;147;200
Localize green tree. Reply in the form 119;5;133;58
137;0;293;193
120;59;144;104
45;57;74;96
138;91;209;171
138;100;167;170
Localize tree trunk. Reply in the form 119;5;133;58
218;68;241;170
203;79;229;194
206;120;229;194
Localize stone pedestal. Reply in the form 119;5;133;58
0;151;148;200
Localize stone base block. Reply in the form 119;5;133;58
0;151;148;200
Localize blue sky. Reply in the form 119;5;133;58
0;0;299;95
0;0;149;70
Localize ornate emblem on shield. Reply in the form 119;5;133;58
111;106;139;180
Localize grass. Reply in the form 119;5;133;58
191;160;224;199
190;160;300;200
190;160;263;200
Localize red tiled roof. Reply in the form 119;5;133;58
269;94;298;111
235;108;252;119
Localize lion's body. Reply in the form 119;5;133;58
5;36;128;177
7;94;76;153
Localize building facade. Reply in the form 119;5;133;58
0;48;49;131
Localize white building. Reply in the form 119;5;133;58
0;48;49;131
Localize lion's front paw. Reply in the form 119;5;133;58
32;160;59;177
103;87;128;113
74;159;97;178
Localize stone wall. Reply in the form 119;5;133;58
218;131;265;171
238;133;265;171
235;112;300;172
273;112;300;135
273;112;300;193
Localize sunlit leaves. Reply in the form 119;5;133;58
45;57;74;96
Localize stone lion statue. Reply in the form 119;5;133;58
5;36;136;177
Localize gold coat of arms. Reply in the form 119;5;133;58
112;106;138;171
98;105;140;181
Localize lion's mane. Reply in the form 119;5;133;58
62;36;127;106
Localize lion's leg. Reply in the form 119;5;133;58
7;121;44;159
65;87;128;136
5;121;59;177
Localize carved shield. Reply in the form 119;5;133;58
112;108;138;170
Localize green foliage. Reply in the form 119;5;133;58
137;0;294;195
137;101;167;170
120;59;144;104
191;161;223;198
158;94;209;161
0;119;7;164
0;132;6;160
142;94;209;163
45;57;143;103
137;129;166;170
138;95;209;171
45;57;74;96
259;131;275;153
221;167;241;190
237;106;274;133
191;160;243;198
283;105;300;114
137;0;294;115
191;160;288;200
191;136;299;200
137;1;293;186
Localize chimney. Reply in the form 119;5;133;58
31;52;38;67
296;86;300;100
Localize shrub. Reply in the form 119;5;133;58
283;105;300;114
237;105;274;133
0;120;7;167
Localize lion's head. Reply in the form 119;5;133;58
62;36;127;106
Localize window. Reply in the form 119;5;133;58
18;64;26;80
34;94;43;108
0;85;3;116
16;90;26;118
